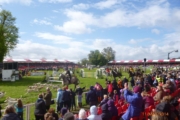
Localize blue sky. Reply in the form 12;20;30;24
1;0;180;62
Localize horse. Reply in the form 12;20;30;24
111;69;122;79
59;74;79;90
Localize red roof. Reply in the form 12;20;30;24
41;59;46;62
129;60;133;63
25;59;32;62
120;60;124;63
158;60;164;62
6;58;13;62
138;60;143;63
65;60;70;63
170;59;175;62
147;60;153;63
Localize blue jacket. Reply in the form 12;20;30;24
14;104;23;113
122;90;143;120
57;89;64;103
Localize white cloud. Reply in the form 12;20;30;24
54;21;92;34
0;0;33;5
92;39;113;49
35;32;72;44
33;19;52;25
8;40;88;61
128;39;136;44
94;0;126;9
151;29;160;34
73;3;90;10
7;30;180;61
64;10;97;25
38;0;72;3
56;1;180;34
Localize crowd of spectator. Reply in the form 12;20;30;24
1;67;180;120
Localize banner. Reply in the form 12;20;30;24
31;72;44;76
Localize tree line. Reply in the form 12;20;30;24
80;47;116;66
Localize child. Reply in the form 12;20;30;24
14;99;23;120
108;81;113;96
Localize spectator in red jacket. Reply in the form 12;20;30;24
108;81;113;96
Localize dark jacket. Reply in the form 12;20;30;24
147;75;153;86
107;100;118;116
112;80;118;90
44;91;52;106
86;86;97;103
70;90;76;102
99;98;108;106
1;113;20;120
34;98;46;115
62;90;70;102
52;113;59;120
123;78;128;86
101;104;112;120
76;87;85;95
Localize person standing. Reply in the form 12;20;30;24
75;86;85;108
43;87;52;111
34;94;46;120
62;88;70;110
66;68;71;83
70;89;76;110
121;83;143;120
14;99;23;120
86;86;97;107
57;88;64;113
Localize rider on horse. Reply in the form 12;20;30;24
66;68;71;83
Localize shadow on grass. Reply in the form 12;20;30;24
0;76;44;86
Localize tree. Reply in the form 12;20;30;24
101;47;116;62
0;10;18;62
88;50;107;66
80;58;89;66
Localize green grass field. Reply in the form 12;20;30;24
0;67;151;119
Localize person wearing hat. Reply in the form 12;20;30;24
121;83;143;120
59;107;68;120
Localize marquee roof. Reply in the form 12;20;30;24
109;59;180;63
3;58;73;63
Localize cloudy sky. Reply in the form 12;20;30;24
1;0;180;62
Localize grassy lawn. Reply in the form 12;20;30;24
0;67;151;119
